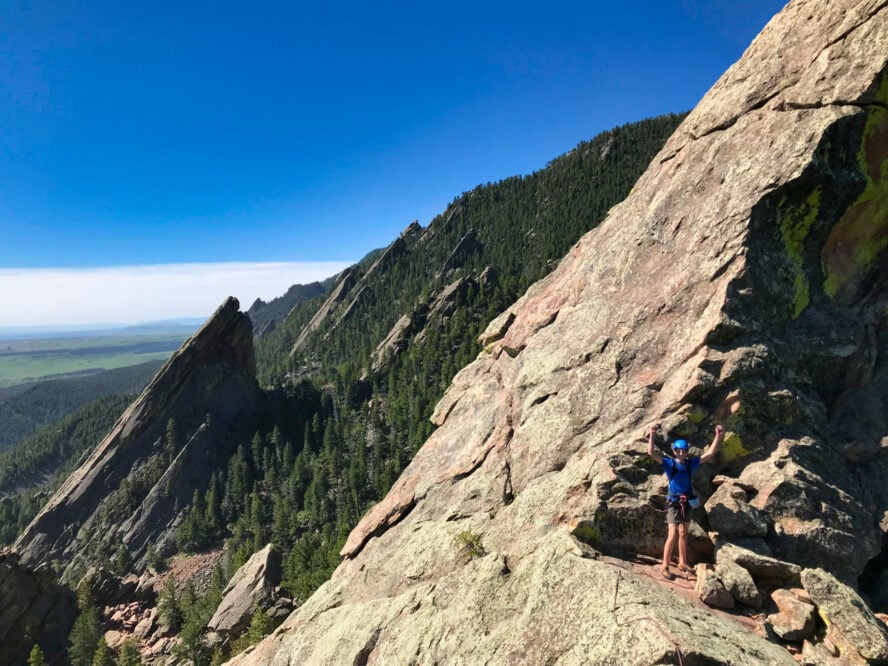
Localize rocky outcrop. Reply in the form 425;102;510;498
237;0;888;663
247;281;327;336
441;229;482;273
0;549;76;666
767;588;816;642
291;269;357;353
370;306;429;371
426;275;476;322
372;275;482;370
206;544;284;647
332;237;407;326
14;298;262;583
254;318;276;339
292;223;422;355
801;568;888;663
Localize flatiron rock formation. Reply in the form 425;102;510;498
234;0;888;663
14;297;262;584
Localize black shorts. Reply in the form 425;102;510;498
665;501;694;524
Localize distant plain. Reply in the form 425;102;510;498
0;333;189;388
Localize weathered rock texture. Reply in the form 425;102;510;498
237;0;888;663
14;297;262;583
0;550;77;666
801;567;888;663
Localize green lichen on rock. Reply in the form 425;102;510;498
777;188;821;318
570;520;601;545
720;432;752;463
822;73;888;302
686;405;709;424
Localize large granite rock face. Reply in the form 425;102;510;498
14;297;262;583
237;0;888;663
0;550;77;666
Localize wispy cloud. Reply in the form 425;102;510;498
0;262;352;327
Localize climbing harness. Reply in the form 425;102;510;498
665;493;700;520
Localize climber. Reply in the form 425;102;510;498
647;423;724;580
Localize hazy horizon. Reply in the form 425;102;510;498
0;261;351;329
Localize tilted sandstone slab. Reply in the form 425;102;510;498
238;0;888;663
14;297;262;583
207;544;283;645
291;269;356;353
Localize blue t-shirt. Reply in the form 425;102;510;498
662;456;700;498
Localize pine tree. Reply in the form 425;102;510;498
116;639;142;666
68;583;101;666
91;638;114;666
164;419;178;461
113;542;132;575
28;645;47;666
229;606;273;653
157;574;183;632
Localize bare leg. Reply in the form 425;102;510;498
678;522;690;569
662;523;677;573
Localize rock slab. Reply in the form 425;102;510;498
207;544;283;643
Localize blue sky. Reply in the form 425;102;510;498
0;0;786;326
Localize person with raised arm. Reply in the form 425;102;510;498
647;423;724;580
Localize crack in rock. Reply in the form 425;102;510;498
689;90;784;141
824;0;888;50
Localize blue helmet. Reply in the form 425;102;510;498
672;439;689;450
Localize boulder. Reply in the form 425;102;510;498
133;571;157;602
800;638;839;665
695;564;734;609
133;607;158;639
715;559;763;608
767;588;816;642
737;437;880;584
103;629;126;650
265;596;295;627
705;482;769;538
801;567;888;663
716;542;802;588
206;544;282;643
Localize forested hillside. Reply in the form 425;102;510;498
0;360;162;453
246;280;331;334
0;393;136;545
